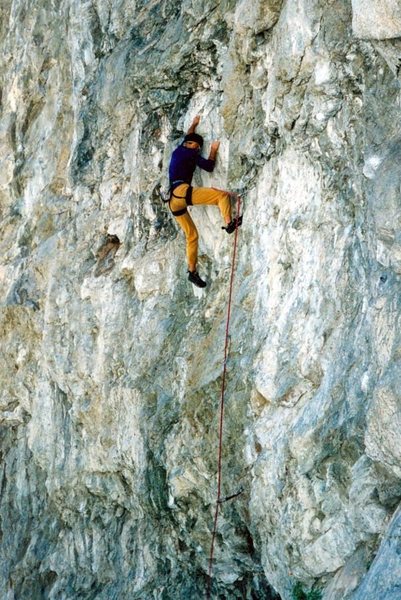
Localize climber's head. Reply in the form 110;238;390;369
183;132;203;150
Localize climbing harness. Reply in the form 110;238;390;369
160;180;194;217
206;193;242;599
169;185;193;216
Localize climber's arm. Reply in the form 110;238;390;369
187;115;200;134
208;140;220;161
197;141;220;172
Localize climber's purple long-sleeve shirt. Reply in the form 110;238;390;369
169;144;215;189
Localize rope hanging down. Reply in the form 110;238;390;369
206;194;242;599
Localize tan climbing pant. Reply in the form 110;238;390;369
170;183;231;271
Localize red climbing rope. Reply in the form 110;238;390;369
206;194;242;599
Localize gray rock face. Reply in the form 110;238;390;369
1;1;401;599
351;505;401;600
352;0;401;40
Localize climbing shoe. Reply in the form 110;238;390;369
188;270;207;288
222;215;243;234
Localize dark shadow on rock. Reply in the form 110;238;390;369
94;234;121;277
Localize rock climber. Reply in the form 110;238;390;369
168;115;242;288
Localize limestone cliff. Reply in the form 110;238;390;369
1;1;401;598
